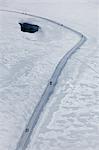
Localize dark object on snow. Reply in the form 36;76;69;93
19;22;40;33
50;81;53;85
25;128;29;132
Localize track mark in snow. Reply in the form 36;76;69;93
0;9;86;150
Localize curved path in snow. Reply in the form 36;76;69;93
0;9;87;150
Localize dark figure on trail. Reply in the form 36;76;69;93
19;22;40;33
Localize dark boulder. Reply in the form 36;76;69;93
19;22;40;33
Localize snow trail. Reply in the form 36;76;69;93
0;10;86;150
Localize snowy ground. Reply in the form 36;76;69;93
0;0;98;150
0;6;79;150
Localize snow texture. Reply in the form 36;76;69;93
0;0;98;150
0;7;79;150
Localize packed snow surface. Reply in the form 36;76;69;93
0;10;79;150
0;0;98;150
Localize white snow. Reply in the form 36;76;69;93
0;0;98;150
0;5;79;150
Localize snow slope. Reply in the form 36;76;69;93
0;0;98;150
0;8;80;150
25;1;98;150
